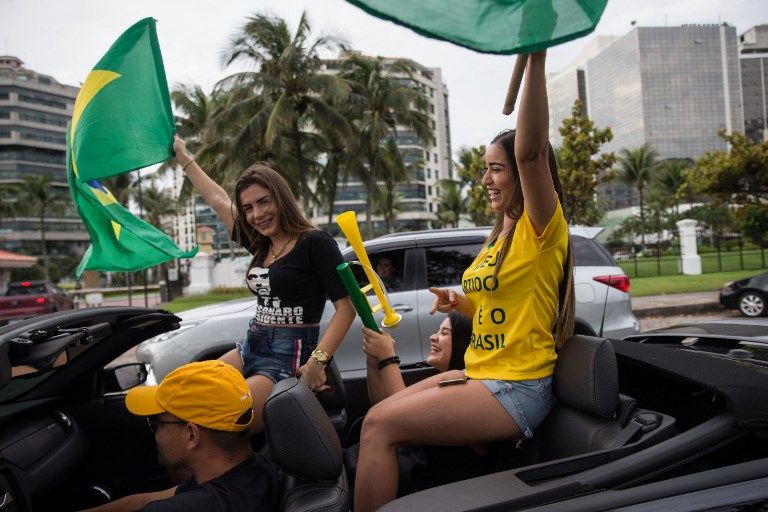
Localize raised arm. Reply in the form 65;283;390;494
362;327;406;405
173;135;236;233
514;52;558;234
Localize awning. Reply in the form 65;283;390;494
0;250;37;269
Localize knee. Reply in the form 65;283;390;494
360;405;396;446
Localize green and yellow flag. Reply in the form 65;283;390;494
68;18;198;278
345;0;607;54
67;129;197;279
69;17;175;182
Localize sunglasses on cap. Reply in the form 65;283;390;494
147;416;187;433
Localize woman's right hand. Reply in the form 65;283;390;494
362;327;396;361
173;135;193;170
429;287;458;314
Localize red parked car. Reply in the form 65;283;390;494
0;280;75;325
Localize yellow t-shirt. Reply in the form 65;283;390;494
462;202;568;380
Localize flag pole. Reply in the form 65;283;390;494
135;170;149;308
502;54;528;115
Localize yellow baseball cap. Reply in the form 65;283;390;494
126;361;253;432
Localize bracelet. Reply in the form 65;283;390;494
377;355;400;370
181;157;195;171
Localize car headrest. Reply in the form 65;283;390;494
553;335;618;418
316;359;346;411
264;378;343;481
0;344;10;389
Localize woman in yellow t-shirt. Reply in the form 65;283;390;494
353;51;575;512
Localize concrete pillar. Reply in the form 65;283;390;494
186;252;213;295
676;219;702;275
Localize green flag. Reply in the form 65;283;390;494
69;17;175;182
67;128;198;278
345;0;607;54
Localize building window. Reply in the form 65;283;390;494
428;185;433;196
427;169;432;179
433;153;438;163
435;170;439;180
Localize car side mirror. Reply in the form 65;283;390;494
104;363;148;392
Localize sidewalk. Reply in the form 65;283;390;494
631;291;722;318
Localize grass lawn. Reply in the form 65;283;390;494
618;249;768;278
160;290;251;313
630;269;763;297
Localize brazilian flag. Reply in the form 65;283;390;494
345;0;608;54
67;18;198;277
69;17;175;182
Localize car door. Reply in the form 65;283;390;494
414;240;483;364
322;245;421;379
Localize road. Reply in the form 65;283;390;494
638;309;742;331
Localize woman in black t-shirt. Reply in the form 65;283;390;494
173;136;355;433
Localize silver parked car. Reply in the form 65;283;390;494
137;226;639;383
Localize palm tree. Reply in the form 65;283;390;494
19;175;68;280
0;183;20;227
435;179;463;228
217;11;351;205
618;144;658;248
455;145;492;226
341;55;432;237
654;159;691;216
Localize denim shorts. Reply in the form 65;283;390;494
480;376;554;439
236;318;319;383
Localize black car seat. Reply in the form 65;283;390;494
535;334;674;462
263;377;350;512
315;359;347;435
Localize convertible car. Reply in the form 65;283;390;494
0;308;766;511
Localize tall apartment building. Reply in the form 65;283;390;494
0;56;89;256
316;51;452;234
740;25;768;143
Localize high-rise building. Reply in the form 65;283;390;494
547;36;619;147
739;25;768;143
316;51;452;234
548;26;745;210
0;56;89;258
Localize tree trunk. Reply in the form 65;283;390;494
638;187;646;249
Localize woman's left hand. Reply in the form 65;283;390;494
362;327;396;361
297;359;329;392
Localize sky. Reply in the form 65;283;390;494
1;0;765;156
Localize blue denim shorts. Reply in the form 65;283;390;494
236;318;319;383
480;376;554;439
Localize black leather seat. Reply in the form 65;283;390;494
263;377;350;512
536;335;672;462
315;360;347;435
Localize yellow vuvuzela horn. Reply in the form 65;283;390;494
336;211;401;329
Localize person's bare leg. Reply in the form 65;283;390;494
246;374;276;433
218;348;244;372
354;380;521;512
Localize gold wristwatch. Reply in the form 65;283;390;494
310;348;331;367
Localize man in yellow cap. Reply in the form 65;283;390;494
83;360;278;512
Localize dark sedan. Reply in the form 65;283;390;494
719;272;768;317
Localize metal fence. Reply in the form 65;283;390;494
609;235;768;278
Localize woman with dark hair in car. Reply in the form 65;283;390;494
362;311;472;404
354;51;575;512
172;137;355;434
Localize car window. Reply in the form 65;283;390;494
5;284;47;296
425;244;482;287
572;236;615;266
350;249;410;293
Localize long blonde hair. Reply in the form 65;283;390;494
486;130;575;349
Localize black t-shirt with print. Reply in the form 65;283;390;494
139;453;278;512
243;230;348;325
